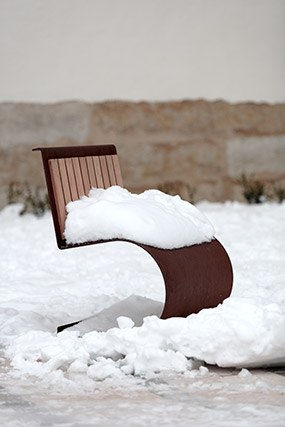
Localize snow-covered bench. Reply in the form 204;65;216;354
34;144;233;332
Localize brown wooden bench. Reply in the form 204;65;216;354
34;144;233;332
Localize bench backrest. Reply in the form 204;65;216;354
33;145;123;249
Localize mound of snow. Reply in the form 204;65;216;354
64;186;215;248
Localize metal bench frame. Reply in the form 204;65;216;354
34;144;233;332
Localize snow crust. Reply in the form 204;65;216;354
1;201;285;389
64;186;215;248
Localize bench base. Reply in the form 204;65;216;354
57;238;233;333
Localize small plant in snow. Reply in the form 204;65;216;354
272;185;285;203
238;174;267;204
6;182;50;217
6;182;24;205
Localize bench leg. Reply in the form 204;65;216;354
57;239;233;333
137;239;233;319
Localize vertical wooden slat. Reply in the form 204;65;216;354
65;158;79;201
79;157;91;195
106;155;117;186
92;156;104;188
86;156;97;188
99;156;111;188
48;159;67;239
72;157;85;197
111;155;123;187
58;158;72;205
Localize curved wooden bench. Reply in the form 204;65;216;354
33;145;233;332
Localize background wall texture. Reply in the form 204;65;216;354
1;99;284;208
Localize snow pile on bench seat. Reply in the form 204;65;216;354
64;186;215;248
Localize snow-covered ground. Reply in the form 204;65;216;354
0;201;285;426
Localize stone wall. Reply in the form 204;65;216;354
0;100;285;208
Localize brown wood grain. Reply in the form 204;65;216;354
79;157;91;195
48;159;67;238
92;156;104;188
58;158;71;205
65;158;78;201
106;155;117;186
99;156;111;188
86;156;97;188
72;157;85;198
111;155;123;187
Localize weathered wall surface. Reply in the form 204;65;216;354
0;100;285;207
